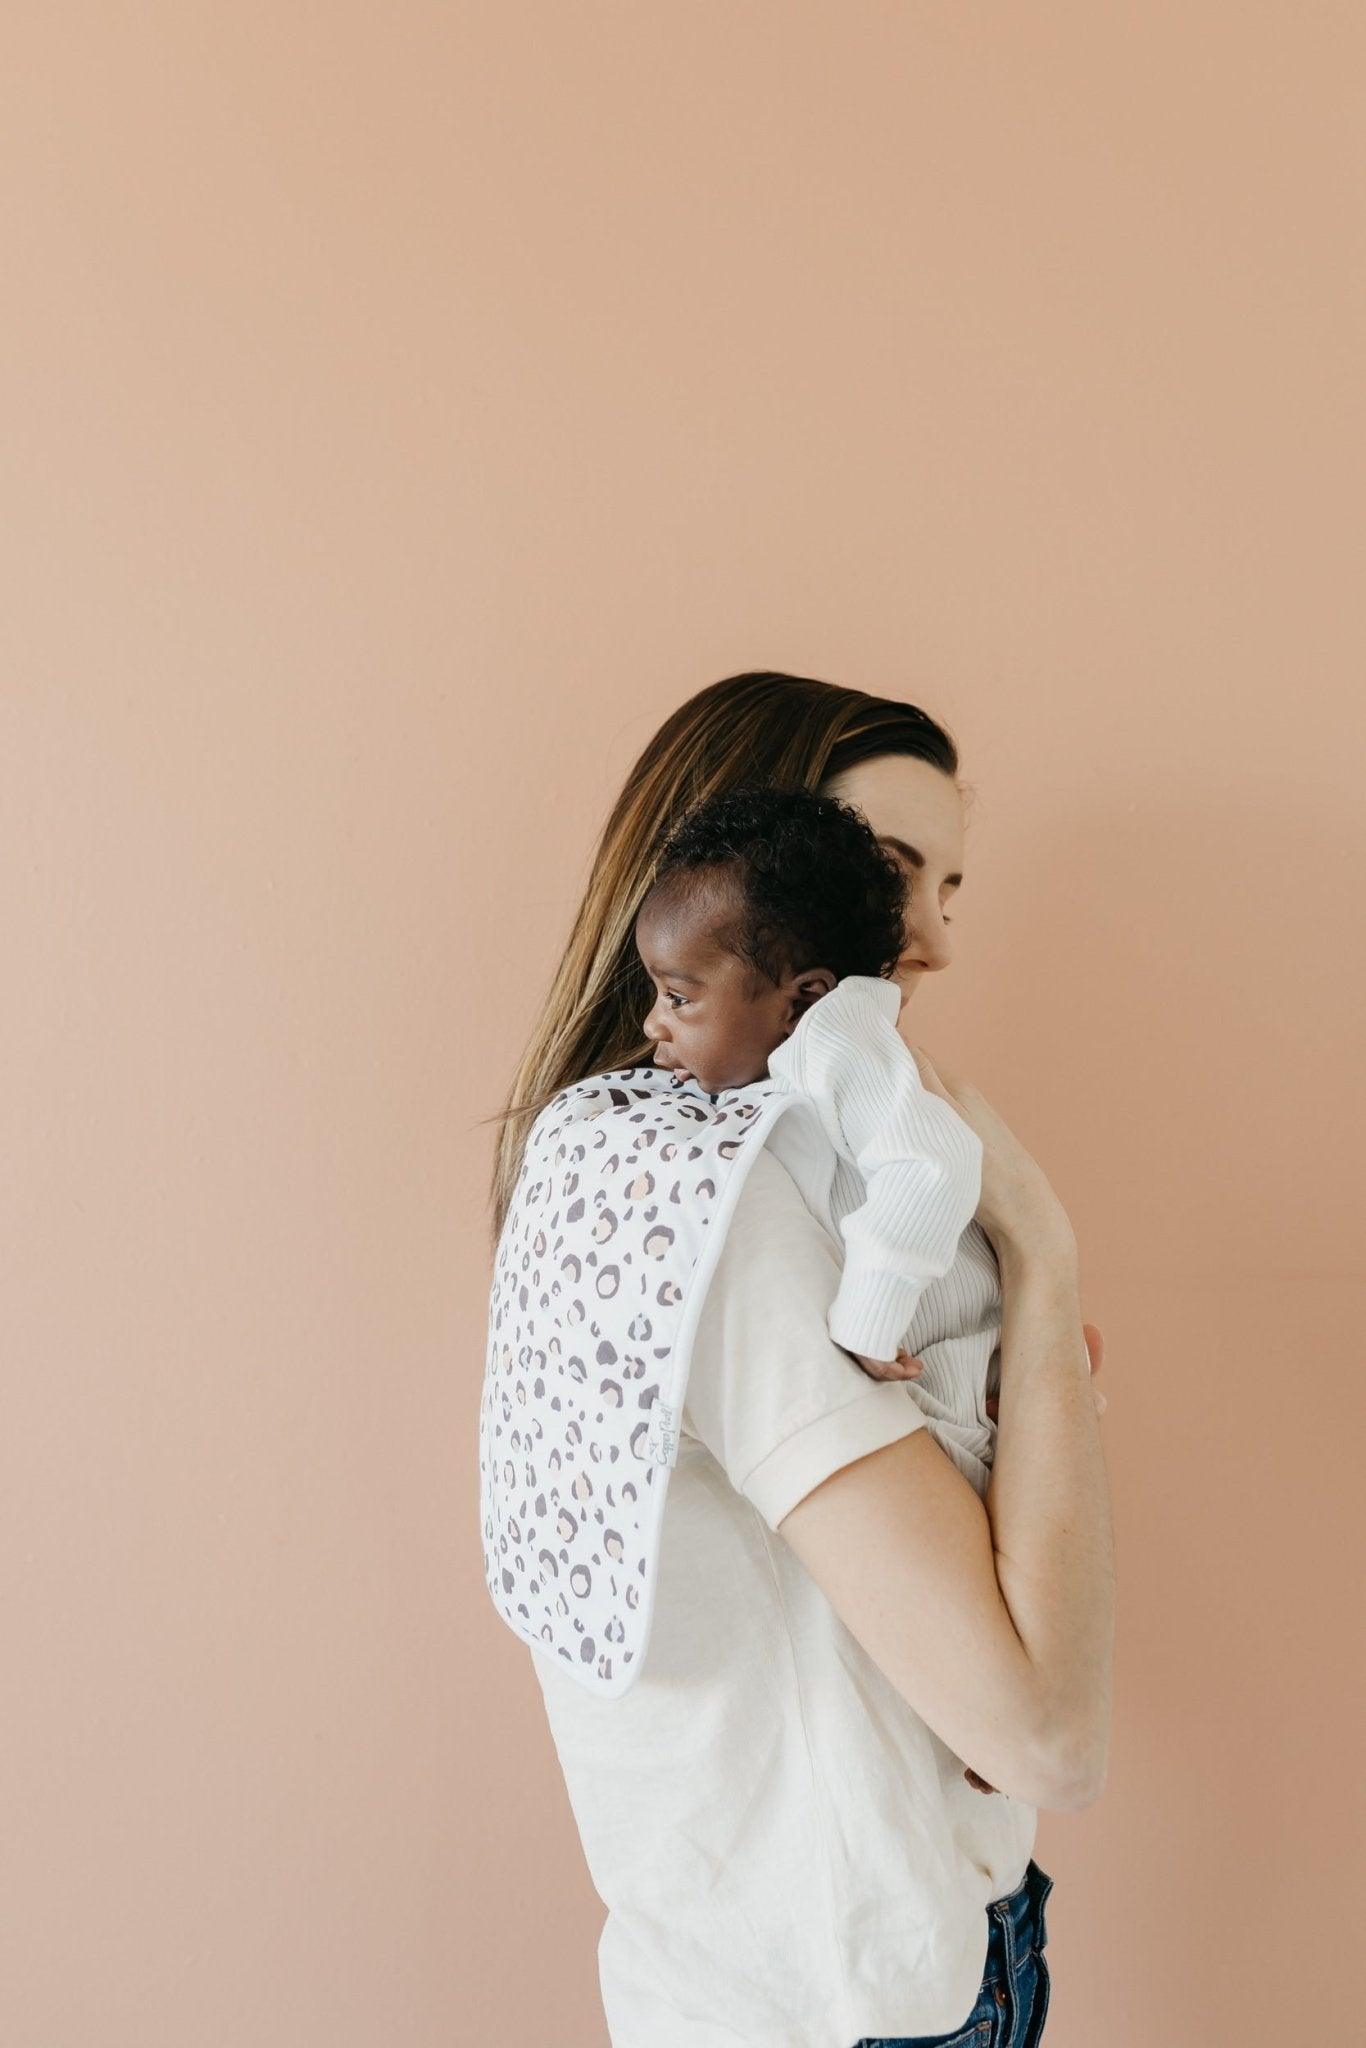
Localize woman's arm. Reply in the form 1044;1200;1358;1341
776;1060;1115;1811
983;1243;1114;1800
775;1262;1104;1810
916;1047;1114;1797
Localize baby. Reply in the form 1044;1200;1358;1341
635;780;999;1485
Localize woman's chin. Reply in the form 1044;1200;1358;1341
892;987;919;1037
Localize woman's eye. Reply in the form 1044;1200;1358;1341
904;874;955;927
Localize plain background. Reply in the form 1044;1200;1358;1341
3;5;1362;2044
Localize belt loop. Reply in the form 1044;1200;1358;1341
1022;1859;1054;1960
989;1891;1021;2041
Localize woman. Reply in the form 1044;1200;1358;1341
487;671;1115;2048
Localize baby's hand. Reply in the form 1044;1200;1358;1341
849;1348;926;1383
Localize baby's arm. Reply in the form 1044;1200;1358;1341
768;976;984;1362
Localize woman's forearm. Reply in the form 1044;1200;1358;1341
985;1241;1116;1801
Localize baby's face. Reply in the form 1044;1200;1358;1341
635;883;807;1094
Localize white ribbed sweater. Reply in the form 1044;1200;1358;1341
766;973;999;1482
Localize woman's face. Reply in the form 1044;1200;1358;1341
822;753;966;1013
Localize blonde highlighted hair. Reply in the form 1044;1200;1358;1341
485;670;960;1241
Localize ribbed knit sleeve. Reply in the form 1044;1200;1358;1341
766;975;984;1362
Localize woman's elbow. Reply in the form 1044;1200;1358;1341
978;1723;1106;1812
1038;1728;1110;1812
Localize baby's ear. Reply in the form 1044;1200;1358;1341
786;966;837;1021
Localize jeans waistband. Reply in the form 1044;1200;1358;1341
980;1858;1053;1981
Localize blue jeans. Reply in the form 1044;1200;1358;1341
854;1858;1055;2048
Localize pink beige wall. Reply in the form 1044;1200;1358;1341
3;6;1361;2044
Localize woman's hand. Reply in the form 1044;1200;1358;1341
905;1044;1078;1272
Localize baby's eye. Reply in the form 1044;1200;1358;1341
666;990;689;1009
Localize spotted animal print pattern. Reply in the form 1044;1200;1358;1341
479;1064;815;1697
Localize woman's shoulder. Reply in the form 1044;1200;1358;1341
723;1136;833;1253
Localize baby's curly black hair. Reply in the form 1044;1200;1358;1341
646;781;907;985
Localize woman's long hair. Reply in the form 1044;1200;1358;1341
485;670;960;1241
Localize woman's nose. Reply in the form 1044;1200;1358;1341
904;912;953;972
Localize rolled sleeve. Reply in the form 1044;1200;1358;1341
741;1383;929;1530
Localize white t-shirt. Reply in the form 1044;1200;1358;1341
531;1144;1036;2048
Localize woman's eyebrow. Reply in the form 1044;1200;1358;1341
879;835;963;889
